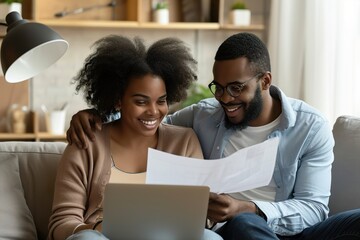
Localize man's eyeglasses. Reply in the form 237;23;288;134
208;73;264;98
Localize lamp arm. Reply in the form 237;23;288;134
54;0;116;19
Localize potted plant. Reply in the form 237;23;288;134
153;1;169;24
0;0;22;19
229;1;251;26
169;83;213;113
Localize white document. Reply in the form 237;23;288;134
146;137;280;194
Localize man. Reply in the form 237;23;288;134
67;33;360;239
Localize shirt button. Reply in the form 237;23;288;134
217;146;220;150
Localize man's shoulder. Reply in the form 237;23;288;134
165;98;223;127
187;98;223;118
288;98;328;122
272;86;328;123
197;97;221;109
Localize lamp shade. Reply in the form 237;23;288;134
1;11;69;83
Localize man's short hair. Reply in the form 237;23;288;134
215;32;271;74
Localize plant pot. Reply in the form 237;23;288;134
153;9;169;24
229;9;251;26
0;3;22;20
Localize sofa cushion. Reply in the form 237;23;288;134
0;156;37;239
0;141;66;240
330;115;360;215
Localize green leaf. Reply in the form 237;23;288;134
155;2;168;10
0;0;22;4
231;2;246;10
179;83;213;109
0;0;22;3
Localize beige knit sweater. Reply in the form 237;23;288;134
48;123;203;240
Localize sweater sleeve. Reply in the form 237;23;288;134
48;144;93;240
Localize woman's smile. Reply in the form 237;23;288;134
139;118;159;129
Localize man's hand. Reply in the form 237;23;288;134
207;192;256;223
66;109;102;149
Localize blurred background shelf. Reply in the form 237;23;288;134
0;0;269;142
29;0;266;31
0;111;66;142
0;133;37;140
0;132;66;142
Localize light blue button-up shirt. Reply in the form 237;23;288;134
165;85;334;236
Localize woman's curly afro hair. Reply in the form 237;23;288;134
73;35;197;117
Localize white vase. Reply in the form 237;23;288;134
153;9;169;24
229;9;251;26
0;3;22;20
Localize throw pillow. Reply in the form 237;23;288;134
0;157;37;239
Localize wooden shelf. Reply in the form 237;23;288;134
38;19;264;31
136;22;220;30
31;0;267;31
0;133;37;140
0;111;66;142
221;24;265;31
37;19;139;28
36;132;66;138
0;133;66;142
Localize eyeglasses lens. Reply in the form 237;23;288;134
209;83;223;97
227;84;243;97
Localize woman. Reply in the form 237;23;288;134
48;35;222;240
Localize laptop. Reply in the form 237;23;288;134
102;183;210;240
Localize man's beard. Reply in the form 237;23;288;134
224;86;263;130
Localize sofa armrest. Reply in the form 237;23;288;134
330;116;360;215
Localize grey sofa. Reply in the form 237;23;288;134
329;115;360;214
0;115;359;239
0;141;66;240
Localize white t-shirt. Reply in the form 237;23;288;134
223;115;281;202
